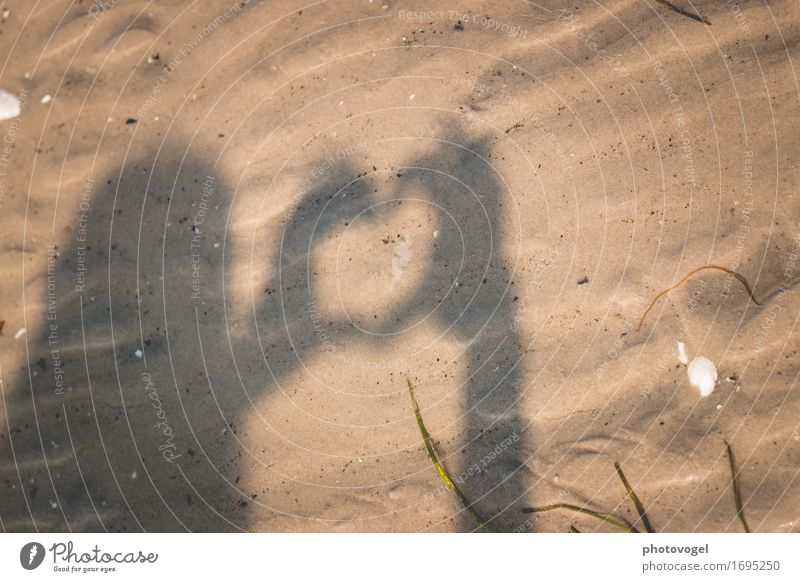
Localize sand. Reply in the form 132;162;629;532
0;0;799;532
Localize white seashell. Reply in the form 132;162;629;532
0;89;21;120
687;356;717;397
676;340;689;365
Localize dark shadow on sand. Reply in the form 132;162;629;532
0;130;529;531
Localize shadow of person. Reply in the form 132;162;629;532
0;145;245;531
0;140;381;532
376;133;528;531
242;130;528;531
1;129;528;532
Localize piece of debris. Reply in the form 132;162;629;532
676;340;689;365
125;118;138;124
41;94;51;104
14;327;26;340
654;0;711;25
577;276;589;285
134;349;143;358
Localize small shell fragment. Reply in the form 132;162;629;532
688;356;717;397
676;340;689;365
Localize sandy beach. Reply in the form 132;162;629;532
0;0;799;532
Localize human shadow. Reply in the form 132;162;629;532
0;146;244;531
377;134;528;530
0;130;528;532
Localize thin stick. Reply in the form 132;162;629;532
654;0;711;25
637;265;760;332
569;525;581;533
615;462;655;533
406;377;487;531
725;440;751;533
522;504;639;533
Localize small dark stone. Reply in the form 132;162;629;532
125;118;138;124
577;276;589;285
454;21;464;31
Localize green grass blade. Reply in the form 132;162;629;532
522;504;638;533
725;441;751;533
406;377;488;531
614;462;655;533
